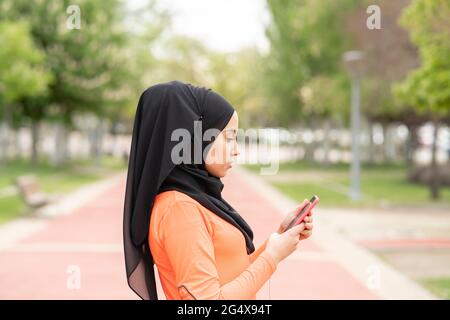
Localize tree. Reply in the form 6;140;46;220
206;47;268;128
0;0;167;165
152;34;267;128
344;0;424;165
300;75;349;163
394;0;450;199
263;0;358;127
0;21;51;163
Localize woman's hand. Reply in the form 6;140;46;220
265;223;306;264
277;200;314;240
299;213;313;240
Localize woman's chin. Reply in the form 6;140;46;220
206;163;233;178
219;170;228;178
217;168;230;178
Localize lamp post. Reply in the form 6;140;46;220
343;50;364;201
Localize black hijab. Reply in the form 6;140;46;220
123;80;255;300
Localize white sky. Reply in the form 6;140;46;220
129;0;271;53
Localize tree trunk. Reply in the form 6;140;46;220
367;121;375;165
304;136;315;163
30;120;40;166
382;123;395;163
0;121;8;163
90;120;105;167
429;120;440;199
12;128;20;158
304;119;319;163
382;123;388;162
0;106;13;163
405;124;418;168
323;119;331;166
51;123;69;166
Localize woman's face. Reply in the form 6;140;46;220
204;111;240;178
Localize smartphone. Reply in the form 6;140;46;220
285;195;319;231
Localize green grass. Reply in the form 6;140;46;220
244;161;450;208
245;160;407;173
0;196;26;224
0;156;127;225
421;277;450;299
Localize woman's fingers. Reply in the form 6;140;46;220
299;210;314;239
278;201;310;233
300;230;312;239
279;203;314;234
289;222;306;234
304;222;313;230
300;223;313;240
296;200;309;213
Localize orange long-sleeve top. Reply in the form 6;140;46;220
148;190;277;300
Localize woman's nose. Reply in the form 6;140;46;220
232;141;240;156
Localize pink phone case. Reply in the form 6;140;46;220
286;196;319;230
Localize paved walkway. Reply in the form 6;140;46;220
0;168;437;299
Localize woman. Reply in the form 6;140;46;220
123;80;313;300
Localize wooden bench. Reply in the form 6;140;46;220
15;175;50;208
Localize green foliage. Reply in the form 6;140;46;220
394;0;450;118
153;34;268;128
300;75;350;121
0;0;166;126
263;0;359;127
0;21;51;104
